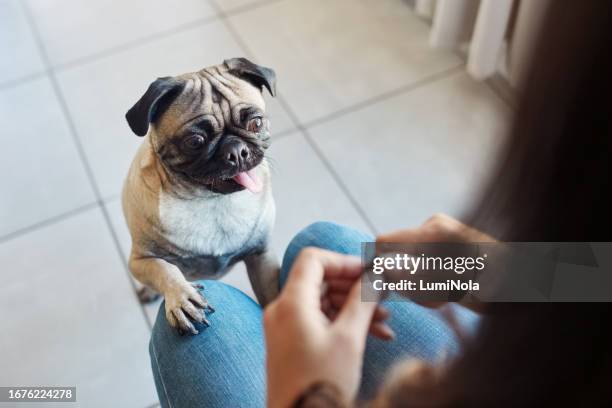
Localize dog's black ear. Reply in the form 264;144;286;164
125;77;183;136
224;57;277;97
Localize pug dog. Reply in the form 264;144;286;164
122;58;279;335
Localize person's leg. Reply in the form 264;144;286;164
281;222;479;399
150;281;265;408
280;221;372;286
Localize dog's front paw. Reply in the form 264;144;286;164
164;282;215;335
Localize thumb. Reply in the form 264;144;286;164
334;279;378;342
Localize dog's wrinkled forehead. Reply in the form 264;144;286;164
156;65;264;136
125;58;276;137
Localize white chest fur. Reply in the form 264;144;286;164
158;186;274;257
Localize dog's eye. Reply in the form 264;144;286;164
183;134;205;151
247;117;263;133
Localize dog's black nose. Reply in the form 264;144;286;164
221;140;249;167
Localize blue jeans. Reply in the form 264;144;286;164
150;222;478;407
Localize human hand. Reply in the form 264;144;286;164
264;248;391;408
377;213;495;245
377;213;495;311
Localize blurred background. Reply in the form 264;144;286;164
0;0;539;406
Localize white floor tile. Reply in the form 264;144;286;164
104;199;130;262
56;21;295;200
0;0;46;85
267;132;374;252
310;72;511;233
229;0;462;124
214;0;272;13
0;77;96;237
0;208;157;408
266;93;297;136
25;0;217;67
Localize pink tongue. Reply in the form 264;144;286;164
233;168;263;193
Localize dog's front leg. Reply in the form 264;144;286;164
245;249;280;307
129;254;214;335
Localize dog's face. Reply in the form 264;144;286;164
125;58;276;194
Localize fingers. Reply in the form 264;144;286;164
377;214;455;243
326;278;355;293
325;291;394;340
327;293;388;320
323;294;388;321
376;228;420;244
370;322;395;340
283;248;362;304
377;214;495;244
334;280;378;343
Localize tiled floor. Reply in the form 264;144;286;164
0;0;511;406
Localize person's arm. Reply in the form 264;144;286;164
264;248;391;408
377;213;495;313
265;215;493;407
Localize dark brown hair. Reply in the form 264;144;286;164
420;1;612;406
473;1;612;242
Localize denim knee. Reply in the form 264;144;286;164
280;222;373;287
149;280;265;407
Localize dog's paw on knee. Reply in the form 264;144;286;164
164;284;215;336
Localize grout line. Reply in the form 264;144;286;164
0;71;47;91
0;202;99;245
273;127;300;140
20;1;154;331
221;0;288;17
102;193;121;203
301;128;380;235
300;64;464;129
54;15;219;72
32;0;284;75
270;83;381;234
